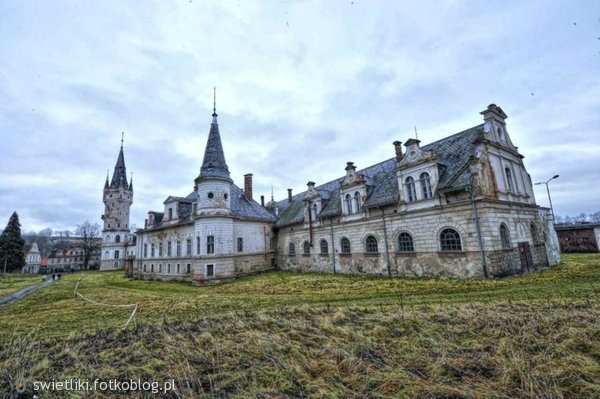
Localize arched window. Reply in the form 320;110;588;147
505;167;514;192
340;237;351;254
345;194;352;214
420;172;432;199
288;242;296;256
500;223;511;249
440;228;462;251
365;235;378;253
320;239;328;254
530;223;539;244
405;177;417;202
353;191;361;213
186;239;192;255
497;127;504;142
397;232;414;252
303;241;310;255
115;235;120;243
312;203;319;220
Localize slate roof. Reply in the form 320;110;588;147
109;145;130;189
197;114;232;182
274;124;484;227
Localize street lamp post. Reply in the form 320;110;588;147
535;174;559;222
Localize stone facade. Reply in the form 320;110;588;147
133;102;276;283
274;104;560;279
127;102;560;284
100;141;135;271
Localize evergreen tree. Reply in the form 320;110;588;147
0;212;26;272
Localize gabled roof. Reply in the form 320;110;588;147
274;124;484;227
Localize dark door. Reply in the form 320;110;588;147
518;242;533;272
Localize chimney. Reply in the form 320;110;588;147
244;173;253;201
287;188;293;204
260;195;265;207
393;141;403;161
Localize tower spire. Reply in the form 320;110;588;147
110;135;129;189
121;131;124;148
198;88;231;182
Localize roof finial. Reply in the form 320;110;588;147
121;131;124;148
271;185;274;201
414;126;419;141
212;86;217;117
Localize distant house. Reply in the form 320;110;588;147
22;242;41;274
555;223;600;253
47;238;102;272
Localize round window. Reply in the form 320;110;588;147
207;192;214;199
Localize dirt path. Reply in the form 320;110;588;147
0;279;54;306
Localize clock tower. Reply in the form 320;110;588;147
100;135;133;270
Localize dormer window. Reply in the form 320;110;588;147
345;194;352;214
405;177;417;202
353;192;361;213
497;127;504;142
168;208;173;220
420;172;432;199
311;203;319;221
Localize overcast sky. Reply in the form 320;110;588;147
1;0;599;233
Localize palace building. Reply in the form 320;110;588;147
119;100;560;282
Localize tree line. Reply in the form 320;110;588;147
0;212;102;273
555;211;600;225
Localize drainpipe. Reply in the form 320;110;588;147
469;187;489;278
329;219;336;274
380;208;392;277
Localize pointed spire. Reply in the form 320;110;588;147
198;88;231;182
104;169;109;189
212;86;218;123
129;173;134;191
110;133;129;189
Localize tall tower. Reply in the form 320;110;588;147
100;135;133;270
194;88;233;215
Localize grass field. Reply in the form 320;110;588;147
0;273;44;298
1;254;599;398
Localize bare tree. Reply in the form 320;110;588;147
575;213;588;223
590;211;600;223
75;221;101;270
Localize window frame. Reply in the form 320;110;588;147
365;235;379;254
237;237;244;253
405;176;417;202
397;232;415;252
439;228;462;252
500;223;511;249
340;237;351;255
207;235;215;254
303;241;310;256
420;172;432;199
288;242;296;256
319;239;329;255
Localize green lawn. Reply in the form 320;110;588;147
0;253;599;339
0;273;44;298
0;254;599;398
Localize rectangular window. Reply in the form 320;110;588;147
206;264;214;278
167;263;171;273
167;241;172;256
114;261;118;268
143;264;147;272
237;237;243;252
151;244;155;257
114;250;120;259
168;208;173;220
196;237;200;255
151;264;154;272
158;264;162;273
159;242;163;257
186;263;191;273
176;240;181;257
207;236;214;254
176;263;181;274
186;239;192;256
